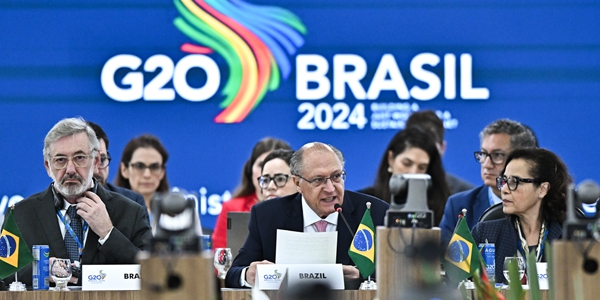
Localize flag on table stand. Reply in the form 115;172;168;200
348;203;376;278
443;216;481;282
0;209;34;279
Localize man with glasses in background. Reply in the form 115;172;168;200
86;121;147;210
439;119;537;246
4;117;151;287
225;142;389;288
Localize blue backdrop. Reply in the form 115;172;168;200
1;0;599;230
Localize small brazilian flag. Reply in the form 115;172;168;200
0;209;34;279
443;217;481;282
348;206;375;278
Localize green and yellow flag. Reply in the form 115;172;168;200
0;209;34;279
348;204;375;278
443;217;481;282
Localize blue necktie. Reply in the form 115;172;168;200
64;206;83;262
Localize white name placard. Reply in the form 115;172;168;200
82;264;141;291
255;264;344;290
535;262;549;290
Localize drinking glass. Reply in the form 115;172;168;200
214;248;233;280
50;258;72;291
503;256;525;283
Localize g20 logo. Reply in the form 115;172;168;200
101;54;220;102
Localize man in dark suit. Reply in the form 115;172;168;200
439;119;538;245
86;121;147;210
225;142;389;288
4;117;151;286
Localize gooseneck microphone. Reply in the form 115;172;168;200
334;204;355;237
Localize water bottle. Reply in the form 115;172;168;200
479;242;495;283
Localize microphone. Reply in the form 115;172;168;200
577;180;600;204
334;204;355;237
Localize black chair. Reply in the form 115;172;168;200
478;202;587;223
477;203;505;222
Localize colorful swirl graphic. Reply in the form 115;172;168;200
173;0;306;123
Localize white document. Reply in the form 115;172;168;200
275;229;337;264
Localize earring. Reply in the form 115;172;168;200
387;166;392;173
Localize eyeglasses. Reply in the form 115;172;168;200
474;151;506;165
496;176;538;191
99;152;111;169
50;151;96;170
129;162;164;175
258;174;291;189
295;171;346;188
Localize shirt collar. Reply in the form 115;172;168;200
301;195;338;228
488;186;502;205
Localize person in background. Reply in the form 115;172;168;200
360;127;449;226
405;110;474;195
114;134;202;234
86;121;146;210
211;137;291;250
4;117;151;287
259;149;297;200
225;142;389;288
114;134;169;210
472;148;570;283
439;119;538;246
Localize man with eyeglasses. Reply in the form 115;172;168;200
3;117;151;287
86;121;147;210
439;119;538;246
225;142;389;288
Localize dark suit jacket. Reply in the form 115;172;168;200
4;184;152;286
105;182;147;210
446;173;474;196
439;185;490;246
224;190;389;288
472;217;562;283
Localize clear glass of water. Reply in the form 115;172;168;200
503;256;525;283
214;248;233;279
50;258;72;291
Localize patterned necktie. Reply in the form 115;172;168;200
314;220;328;232
64;205;83;262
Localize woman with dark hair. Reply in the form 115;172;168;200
115;134;170;209
472;148;571;283
211;137;291;250
360;126;449;226
116;134;202;234
259;149;296;200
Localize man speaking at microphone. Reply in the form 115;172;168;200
225;142;389;288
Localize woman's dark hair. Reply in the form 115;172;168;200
372;126;449;226
261;149;295;173
501;148;571;224
232;137;292;198
114;134;170;193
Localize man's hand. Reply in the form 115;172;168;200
48;257;78;284
245;260;273;286
342;265;360;279
76;191;113;239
